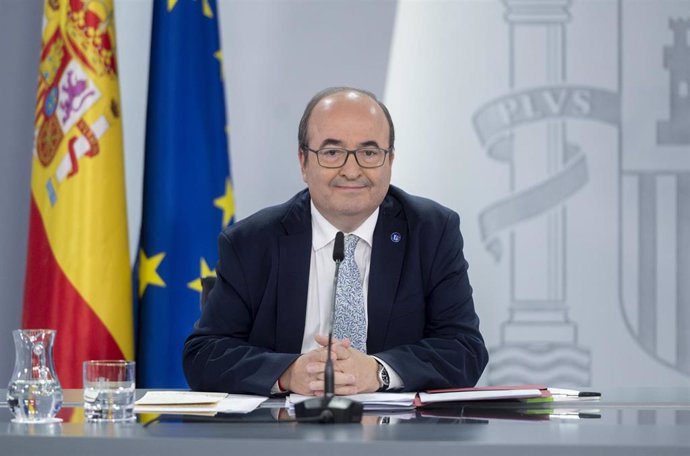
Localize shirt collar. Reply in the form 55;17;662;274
311;201;379;251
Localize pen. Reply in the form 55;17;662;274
578;392;602;398
548;388;602;398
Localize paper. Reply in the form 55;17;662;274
426;384;547;394
418;388;543;404
288;392;417;410
134;392;267;415
136;391;228;405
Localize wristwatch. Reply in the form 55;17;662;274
376;360;390;392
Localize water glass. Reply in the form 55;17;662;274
83;360;135;422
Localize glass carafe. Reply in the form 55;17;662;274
7;329;63;423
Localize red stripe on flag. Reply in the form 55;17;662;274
22;195;125;388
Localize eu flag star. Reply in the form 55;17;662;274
138;250;166;298
187;257;216;293
168;0;213;17
214;49;224;80
213;177;235;227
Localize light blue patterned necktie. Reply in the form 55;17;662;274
333;234;367;352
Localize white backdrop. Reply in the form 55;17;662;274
386;0;689;387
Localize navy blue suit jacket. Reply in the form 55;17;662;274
183;186;488;395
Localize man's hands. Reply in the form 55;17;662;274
278;335;380;396
315;335;380;395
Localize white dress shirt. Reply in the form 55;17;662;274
273;202;403;393
300;202;376;351
300;202;402;389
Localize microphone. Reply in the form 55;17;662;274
324;231;344;397
295;231;362;424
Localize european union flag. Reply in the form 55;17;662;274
134;0;233;388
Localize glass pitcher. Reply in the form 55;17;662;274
7;329;63;423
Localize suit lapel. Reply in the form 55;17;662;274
367;194;407;353
275;191;311;353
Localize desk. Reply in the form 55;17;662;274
2;388;689;456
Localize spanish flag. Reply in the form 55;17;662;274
22;0;133;388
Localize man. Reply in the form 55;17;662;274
183;87;488;396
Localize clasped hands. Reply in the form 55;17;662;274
279;335;379;396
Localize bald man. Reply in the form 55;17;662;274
183;87;488;396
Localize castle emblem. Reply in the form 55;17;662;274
620;11;690;378
657;18;690;145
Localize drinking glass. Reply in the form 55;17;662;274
83;360;135;422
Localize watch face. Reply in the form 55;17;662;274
378;363;390;389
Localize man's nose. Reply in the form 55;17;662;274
339;153;362;177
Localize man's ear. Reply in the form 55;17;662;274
299;148;308;181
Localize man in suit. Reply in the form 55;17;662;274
183;87;488;396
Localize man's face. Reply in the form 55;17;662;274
300;92;393;232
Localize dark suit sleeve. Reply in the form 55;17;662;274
374;211;489;390
182;232;299;395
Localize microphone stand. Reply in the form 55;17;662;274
295;232;363;423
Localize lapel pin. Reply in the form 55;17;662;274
390;232;401;243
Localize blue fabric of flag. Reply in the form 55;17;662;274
135;0;233;388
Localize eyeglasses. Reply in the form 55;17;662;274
303;146;392;169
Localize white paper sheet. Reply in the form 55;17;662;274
136;391;228;405
135;393;267;415
418;389;542;404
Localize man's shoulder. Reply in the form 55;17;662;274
220;189;310;242
386;185;457;223
385;186;463;249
